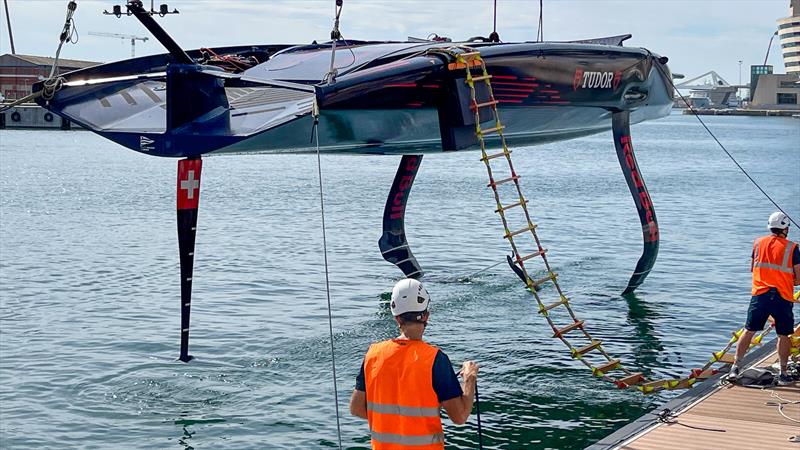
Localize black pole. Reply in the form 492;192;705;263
126;0;192;64
3;0;15;54
475;382;484;450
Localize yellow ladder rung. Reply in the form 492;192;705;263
473;99;500;110
692;369;716;379
479;125;505;135
488;175;519;187
470;74;492;82
539;298;567;313
482;150;510;162
515;249;547;264
595;359;621;374
495;199;526;212
575;340;603;356
504;224;536;238
616;372;645;386
530;272;557;289
553;320;584;338
715;353;735;364
639;379;667;390
459;51;481;60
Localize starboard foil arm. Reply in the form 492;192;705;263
612;110;659;294
379;155;424;278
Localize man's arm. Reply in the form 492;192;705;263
349;389;368;419
350;360;368;419
441;361;478;425
793;264;799;286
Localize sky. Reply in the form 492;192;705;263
0;0;792;85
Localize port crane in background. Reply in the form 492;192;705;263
88;31;149;58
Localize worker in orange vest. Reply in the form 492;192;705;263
349;278;479;449
728;212;800;385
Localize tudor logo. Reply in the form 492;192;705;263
573;69;623;91
140;135;154;152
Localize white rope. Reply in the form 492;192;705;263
324;0;344;84
765;390;800;424
313;100;343;450
43;0;79;100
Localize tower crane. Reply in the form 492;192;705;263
88;31;149;58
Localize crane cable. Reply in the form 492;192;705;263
488;0;499;42
654;62;798;228
536;0;544;42
324;0;344;84
312;100;343;450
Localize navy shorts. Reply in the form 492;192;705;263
745;288;795;336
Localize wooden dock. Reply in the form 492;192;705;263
589;339;799;450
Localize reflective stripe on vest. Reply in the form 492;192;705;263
367;401;440;417
752;235;797;301
364;339;443;449
753;239;794;273
370;431;445;446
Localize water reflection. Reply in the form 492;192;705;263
622;292;664;376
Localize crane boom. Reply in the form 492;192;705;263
88;31;149;58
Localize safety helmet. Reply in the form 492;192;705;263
767;211;790;230
390;278;430;317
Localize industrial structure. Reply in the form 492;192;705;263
0;54;98;101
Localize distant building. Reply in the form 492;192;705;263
0;54;99;101
749;72;800;108
745;2;800;109
749;65;773;101
778;0;800;73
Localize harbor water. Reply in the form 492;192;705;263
1;113;798;449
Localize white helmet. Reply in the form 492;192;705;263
390;278;430;317
767;211;790;230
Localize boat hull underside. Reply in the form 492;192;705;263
215;101;670;156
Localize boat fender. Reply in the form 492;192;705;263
10;111;21;122
44;112;54;122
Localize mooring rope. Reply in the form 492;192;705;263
312;101;343;450
654;62;798;228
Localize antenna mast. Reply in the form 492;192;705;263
3;0;15;54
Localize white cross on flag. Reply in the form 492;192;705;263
177;159;203;210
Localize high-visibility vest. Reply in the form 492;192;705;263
364;339;444;449
752;234;798;302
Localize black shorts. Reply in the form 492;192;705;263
745;288;796;336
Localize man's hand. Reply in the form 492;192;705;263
460;361;479;383
444;361;480;425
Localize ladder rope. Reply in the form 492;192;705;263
451;47;778;394
313;103;343;449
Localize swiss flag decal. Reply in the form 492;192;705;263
177;159;202;210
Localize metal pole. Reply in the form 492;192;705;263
738;60;742;101
131;38;135;58
3;0;15;54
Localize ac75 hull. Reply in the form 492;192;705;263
36;40;673;157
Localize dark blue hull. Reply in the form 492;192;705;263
36;40;673;157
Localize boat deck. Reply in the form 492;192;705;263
589;340;799;450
